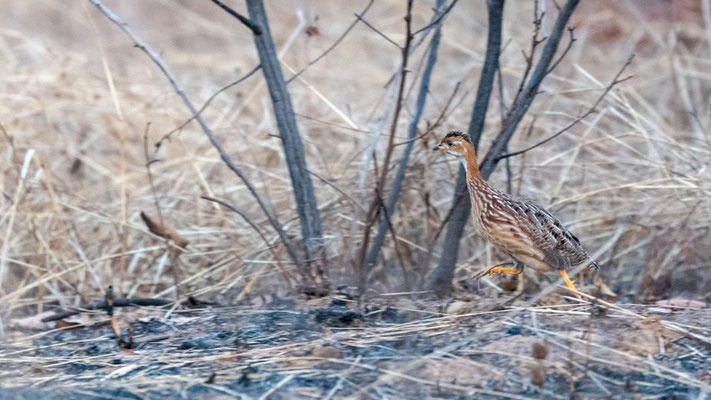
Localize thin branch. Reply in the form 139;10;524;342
41;297;217;322
546;27;576;75
366;0;445;271
412;0;459;35
357;0;414;292
394;81;462;147
156;65;261;151
508;2;544;123
479;0;581;178
498;54;634;160
308;169;367;212
504;143;512;193
87;0;303;270
354;14;403;49
375;188;412;290
200;195;295;286
287;0;375;84
374;0;415;214
210;0;262;35
142;123;164;226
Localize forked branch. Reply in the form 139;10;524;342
432;0;582;297
498;54;635;161
87;0;303;271
430;0;505;297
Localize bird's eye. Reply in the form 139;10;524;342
446;141;452;146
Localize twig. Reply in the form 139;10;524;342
87;0;303;271
307;169;366;212
155;65;261;150
210;0;262;35
546;27;576;75
479;0;581;177
366;0;444;273
496;66;508;119
426;170;467;255
323;355;362;400
287;0;375;84
357;0;414;295
142;123;164;224
375;187;412;290
412;0;459;35
508;1;545;119
40;297;204;322
200;195;295;286
394;81;462;147
469;0;506;149
354;14;402;49
498;54;634;160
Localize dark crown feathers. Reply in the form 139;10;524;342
444;131;472;144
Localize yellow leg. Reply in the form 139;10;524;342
560;270;582;299
485;266;523;275
475;263;523;279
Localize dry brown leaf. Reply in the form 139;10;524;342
305;26;320;37
140;211;189;248
54;318;83;330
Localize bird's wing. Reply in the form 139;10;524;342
515;197;590;270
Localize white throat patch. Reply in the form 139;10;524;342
458;157;467;170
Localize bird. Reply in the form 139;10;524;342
433;131;598;296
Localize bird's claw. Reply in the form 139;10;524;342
474;267;494;280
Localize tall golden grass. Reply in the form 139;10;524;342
1;0;709;328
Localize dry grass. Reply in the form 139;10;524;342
1;0;711;397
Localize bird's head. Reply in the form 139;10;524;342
432;131;475;159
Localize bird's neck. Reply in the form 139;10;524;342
460;148;482;181
460;149;490;222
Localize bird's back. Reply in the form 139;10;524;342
467;179;593;272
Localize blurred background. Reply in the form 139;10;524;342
1;0;710;319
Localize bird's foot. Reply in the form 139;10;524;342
560;270;584;301
474;262;523;280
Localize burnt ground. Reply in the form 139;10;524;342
1;294;710;400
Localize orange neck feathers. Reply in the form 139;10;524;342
462;142;482;181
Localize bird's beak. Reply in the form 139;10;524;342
433;144;447;151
